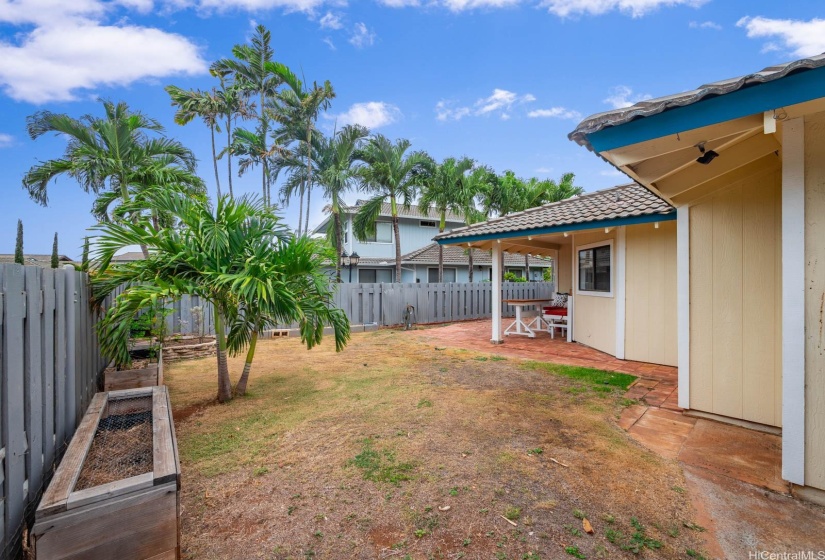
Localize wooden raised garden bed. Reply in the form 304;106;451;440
33;386;180;560
162;335;217;362
104;346;163;392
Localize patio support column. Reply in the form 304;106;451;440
491;241;503;344
615;226;626;360
677;205;690;410
782;117;806;486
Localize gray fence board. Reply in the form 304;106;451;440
0;264;110;560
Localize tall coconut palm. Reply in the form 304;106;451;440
91;189;349;402
22;100;201;256
165;85;224;198
272;67;336;235
419;156;474;282
211;24;284;206
354;135;431;282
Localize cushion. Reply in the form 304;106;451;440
542;307;568;317
551;293;568;308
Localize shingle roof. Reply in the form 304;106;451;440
344;200;464;223
111;251;146;261
569;53;825;149
434;183;673;242
0;254;76;268
401;243;550;267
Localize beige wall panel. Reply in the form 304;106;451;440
689;202;715;412
573;230;616;356
804;110;825;489
689;171;781;426
558;244;573;293
624;222;678;367
711;185;744;419
742;173;781;426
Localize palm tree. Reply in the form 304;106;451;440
457;166;494;282
212;70;256;199
419;156;474;282
23;99;201;257
165;85;224;198
313;125;369;281
212;24;284;206
272;68;336;235
231;127;277;204
91;189;349;402
354;135;431;282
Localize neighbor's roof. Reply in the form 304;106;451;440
570;53;825;149
312;200;465;235
401;243;550;267
435;183;673;242
111;251;146;261
0;254;76;267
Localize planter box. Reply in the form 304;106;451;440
104;347;163;391
33;386;181;560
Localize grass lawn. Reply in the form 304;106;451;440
167;328;704;560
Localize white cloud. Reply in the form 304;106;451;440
349;22;376;48
319;11;343;29
0;133;13;147
435;100;472;121
192;0;332;13
475;88;535;116
689;20;721;30
376;0;520;9
535;166;553;173
527;106;582;120
0;23;207;103
600;169;625;177
737;16;825;57
0;0;207;103
322;36;336;50
603;85;652;109
541;0;707;18
327;101;401;128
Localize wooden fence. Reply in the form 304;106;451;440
0;264;110;560
161;282;555;334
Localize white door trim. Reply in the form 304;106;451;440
677;206;690;409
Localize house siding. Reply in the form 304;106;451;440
572;230;616;356
558;244;573;293
804;109;825;490
347;216;464;258
688;168;782;427
625;221;678;367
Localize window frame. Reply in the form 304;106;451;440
427;267;457;283
419;220;437;228
576;239;614;298
362;221;393;244
358;268;393;283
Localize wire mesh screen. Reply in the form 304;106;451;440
75;396;154;491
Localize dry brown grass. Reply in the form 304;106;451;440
167;327;703;560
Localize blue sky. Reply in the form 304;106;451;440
1;0;824;258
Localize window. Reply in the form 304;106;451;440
359;268;393;283
578;243;612;295
506;268;524;278
420;220;437;228
363;222;392;243
428;268;456;283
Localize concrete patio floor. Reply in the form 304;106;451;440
412;319;825;559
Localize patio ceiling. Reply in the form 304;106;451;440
570;56;825;205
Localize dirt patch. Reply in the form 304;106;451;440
167;328;706;559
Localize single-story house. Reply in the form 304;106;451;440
437;53;825;502
0;254;76;268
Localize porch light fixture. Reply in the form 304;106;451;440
655;222;660;229
695;142;719;165
341;250;360;282
604;227;610;233
563;232;569;237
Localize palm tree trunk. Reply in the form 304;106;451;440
468;250;474;282
211;124;222;200
334;211;342;282
525;254;530;281
226;116;234;199
391;197;401;283
438;212;445;282
214;305;232;403
304;126;312;235
297;187;304;237
260;90;267;207
234;330;257;396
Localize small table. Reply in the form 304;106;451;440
503;298;549;338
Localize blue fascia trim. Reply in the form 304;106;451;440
587;66;825;153
436;212;676;245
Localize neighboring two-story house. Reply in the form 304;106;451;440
312;200;551;283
